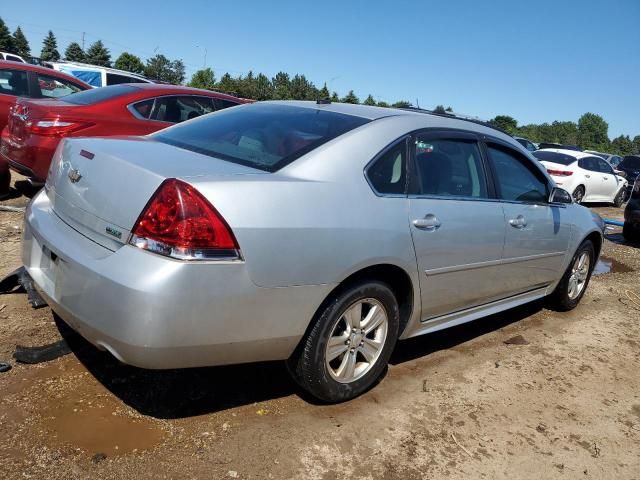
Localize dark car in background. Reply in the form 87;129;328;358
585;150;623;169
624;175;640;242
514;136;537;152
617;155;640;197
538;142;581;151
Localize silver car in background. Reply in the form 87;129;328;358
22;101;603;402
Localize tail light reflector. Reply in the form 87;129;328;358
28;118;94;137
129;178;240;260
546;168;573;177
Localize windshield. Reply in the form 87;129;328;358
63;84;140;105
621;156;640;169
532;150;577;166
153;103;370;172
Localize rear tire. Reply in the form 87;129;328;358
613;188;625;208
572;186;585;204
0;165;10;200
623;222;640;243
287;280;399;403
546;240;595;311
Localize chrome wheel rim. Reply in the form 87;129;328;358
325;298;388;384
568;251;590;300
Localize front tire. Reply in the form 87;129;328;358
572;185;585;204
288;280;399;402
613;188;625;208
623;222;640;243
546;240;595;311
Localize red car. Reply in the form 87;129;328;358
0;83;249;182
0;61;90;196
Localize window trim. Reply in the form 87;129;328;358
363;135;411;197
127;94;221;122
483;137;555;206
407;128;495;201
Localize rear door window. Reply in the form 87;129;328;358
596;158;613;174
0;69;29;97
487;143;549;203
34;73;85;98
148;96;215;123
412;135;488;198
153;103;369;171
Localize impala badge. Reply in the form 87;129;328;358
68;168;82;183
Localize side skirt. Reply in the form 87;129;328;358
402;286;548;340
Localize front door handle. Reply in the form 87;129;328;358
509;214;527;229
413;214;441;231
603;176;609;180
585;174;590;178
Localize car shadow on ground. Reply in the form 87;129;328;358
57;301;544;419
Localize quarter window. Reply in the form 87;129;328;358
149;96;215;123
412;137;488;198
0;69;29;96
214;98;240;110
34;73;84;98
367;140;406;195
487;143;549;203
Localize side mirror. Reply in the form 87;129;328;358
549;187;573;204
614;169;626;178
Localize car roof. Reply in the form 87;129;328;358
0;60;92;88
118;83;247;102
260;101;518;142
536;148;602;160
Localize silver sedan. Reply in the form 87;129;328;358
22;101;603;402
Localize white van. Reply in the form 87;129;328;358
45;61;154;88
0;52;27;63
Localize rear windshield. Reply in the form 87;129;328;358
63;84;140;105
153;103;370;171
622;156;640;169
532;150;577;166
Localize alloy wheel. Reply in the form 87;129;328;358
568;251;590;300
325;298;388;383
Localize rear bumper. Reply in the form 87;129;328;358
22;189;333;369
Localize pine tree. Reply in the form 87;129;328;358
114;52;145;74
0;17;15;53
64;42;85;62
363;94;376;106
341;90;359;104
12;26;30;57
272;72;291;99
85;40;111;66
188;68;216;90
40;31;60;61
318;83;330;101
330;91;340;103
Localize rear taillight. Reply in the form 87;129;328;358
546;168;573;177
27;118;93;137
129;178;240;260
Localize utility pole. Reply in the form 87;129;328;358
81;32;85;50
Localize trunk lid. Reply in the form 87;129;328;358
6;98;84;143
47;136;266;250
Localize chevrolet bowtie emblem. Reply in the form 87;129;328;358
68;168;82;183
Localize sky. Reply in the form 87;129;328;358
3;0;639;137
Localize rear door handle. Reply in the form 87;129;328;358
509;215;527;229
413;214;441;231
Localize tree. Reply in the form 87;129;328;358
632;135;640;155
12;27;30;58
490;115;518;134
40;31;60;61
254;73;273;100
391;100;412;108
611;135;634;156
0;17;14;53
290;74;314;100
272;72;291;100
363;94;376;106
341;90;359;104
376;100;390;108
64;42;85;62
577;113;609;150
330;91;340;103
216;73;238;94
238;70;257;98
85;40;111;67
145;54;185;84
114;52;145;74
318;83;330;101
445;106;453;112
433;105;447;114
188;67;216;90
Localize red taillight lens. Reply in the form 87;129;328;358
27;118;94;137
546;168;573;177
130;179;239;260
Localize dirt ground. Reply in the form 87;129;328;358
1;173;639;480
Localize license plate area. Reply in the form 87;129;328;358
40;245;59;284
